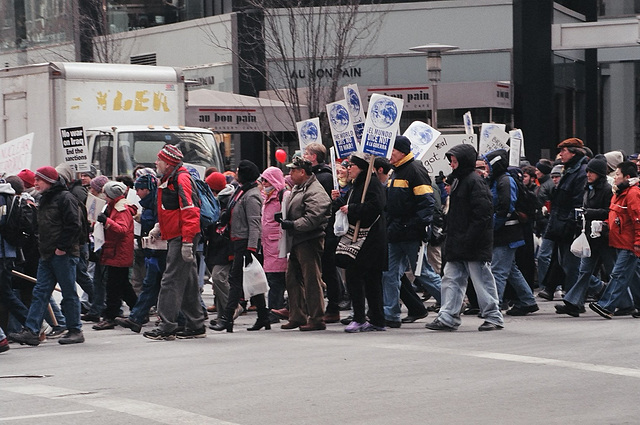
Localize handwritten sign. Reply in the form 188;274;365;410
60;126;91;172
326;100;358;159
296;118;321;151
85;192;107;224
420;134;477;178
343;84;366;144
463;111;474;136
0;133;33;176
478;123;509;155
361;94;404;159
403;121;441;161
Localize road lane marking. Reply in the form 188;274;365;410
0;410;94;422
1;385;240;425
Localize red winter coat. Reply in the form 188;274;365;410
101;196;137;267
157;167;201;243
607;184;640;254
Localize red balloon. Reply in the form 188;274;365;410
275;149;287;163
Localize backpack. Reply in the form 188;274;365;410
0;195;38;248
171;170;220;233
507;169;538;223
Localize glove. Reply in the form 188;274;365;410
97;213;107;224
274;212;283;223
280;220;294;230
244;250;254;265
149;223;161;240
181;242;195;262
422;225;431;243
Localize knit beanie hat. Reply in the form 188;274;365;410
586;158;607;177
80;165;97;179
394;136;412;155
90;175;109;193
35;166;59;184
55;163;75;184
17;169;35;188
157;144;183;166
604;151;624;174
103;181;127;199
237;160;260;184
134;174;157;191
349;152;370;170
535;161;552;175
205;172;227;192
134;167;156;179
550;164;563;177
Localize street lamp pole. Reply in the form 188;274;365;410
410;44;458;129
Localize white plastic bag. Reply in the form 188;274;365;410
334;209;349;237
570;230;591;258
242;254;269;298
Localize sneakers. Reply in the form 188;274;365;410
8;329;40;346
401;311;429;323
554;289;566;300
426;303;441;313
58;329;85;345
537;289;554;301
478;321;503;331
176;327;206;339
506;304;539;316
92;320;115;330
360;322;386;332
589;302;613;319
554;303;584;317
115;317;142;333
340;314;354;325
344;321;366;333
46;328;67;339
425;318;457;331
143;328;177;340
0;338;9;353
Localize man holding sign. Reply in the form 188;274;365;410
381;136;442;328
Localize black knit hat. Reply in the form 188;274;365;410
394;136;412;155
535;161;552;175
586;158;607;177
237;160;260;184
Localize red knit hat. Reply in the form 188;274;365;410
17;169;36;188
157;144;183;166
35;166;58;184
205;172;227;192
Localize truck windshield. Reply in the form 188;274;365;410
117;131;223;177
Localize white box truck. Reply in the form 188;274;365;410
0;62;223;177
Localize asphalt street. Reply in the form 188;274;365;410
1;295;640;425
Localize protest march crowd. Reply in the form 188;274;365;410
2;135;640;353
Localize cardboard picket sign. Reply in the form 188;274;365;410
0;133;33;176
326;99;358;159
420;134;477;178
361;94;404;159
343;84;366;144
463;111;474;136
296;118;321;151
509;129;525;167
60;126;91;173
403;121;441;161
478;123;509;155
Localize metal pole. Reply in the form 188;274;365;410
431;79;438;130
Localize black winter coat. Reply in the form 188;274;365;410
582;175;612;247
443;144;494;262
334;172;388;270
37;179;81;259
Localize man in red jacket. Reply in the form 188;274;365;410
143;144;206;340
589;161;640;319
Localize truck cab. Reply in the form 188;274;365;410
88;125;224;178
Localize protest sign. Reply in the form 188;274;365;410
478;123;509;155
60;126;91;172
463;111;474;136
326;100;358;159
403;121;441;161
0;133;33;176
296;118;321;151
361;94;404;159
421;134;477;178
343;84;366;144
509;129;525;166
85;192;107;224
329;147;339;190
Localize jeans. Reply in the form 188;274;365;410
556;242;582;291
563;246;615;307
437;261;503;328
0;259;29;327
45;297;67;330
25;254;80;334
597;249;639;311
129;253;166;324
382;241;442;322
491;245;537;307
266;271;286;310
536;238;555;287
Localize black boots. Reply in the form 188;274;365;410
247;318;271;331
209;316;233;333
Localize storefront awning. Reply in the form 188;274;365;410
186;89;302;132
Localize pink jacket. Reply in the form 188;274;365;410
260;167;288;272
